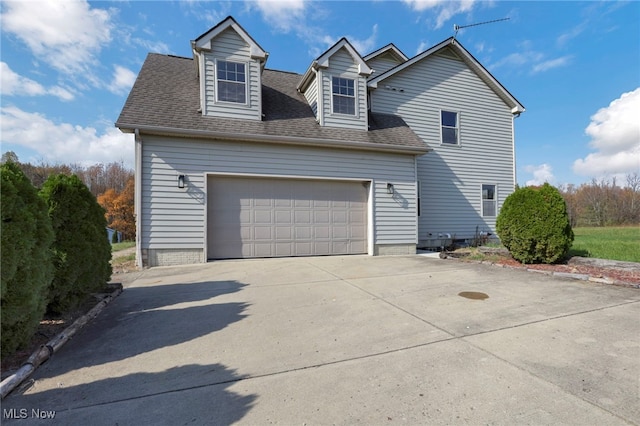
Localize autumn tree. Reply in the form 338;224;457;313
98;176;135;240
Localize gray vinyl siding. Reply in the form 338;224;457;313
371;53;515;239
320;48;368;130
367;55;403;76
203;28;261;120
302;74;319;119
140;135;417;250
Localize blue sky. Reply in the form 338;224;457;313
1;0;638;186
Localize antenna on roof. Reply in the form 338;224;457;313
453;17;510;39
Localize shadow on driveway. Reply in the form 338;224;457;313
40;280;250;375
5;363;256;425
3;279;255;423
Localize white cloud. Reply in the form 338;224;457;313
108;66;137;95
0;0;113;76
249;0;307;32
491;43;542;69
491;43;571;75
0;106;134;168
403;0;476;29
524;164;555;186
131;37;171;54
532;56;572;74
573;88;640;178
348;24;379;55
182;0;232;25
47;86;75;102
416;40;428;55
557;22;586;47
0;62;74;101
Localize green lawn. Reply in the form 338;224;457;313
569;226;640;263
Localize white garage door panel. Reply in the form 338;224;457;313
207;176;367;259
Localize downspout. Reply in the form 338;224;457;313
415;156;419;245
316;68;324;127
193;48;206;115
134;129;143;267
512;112;520;190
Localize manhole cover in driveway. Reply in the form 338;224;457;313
458;291;489;300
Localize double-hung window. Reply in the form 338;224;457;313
217;60;246;104
482;184;497;217
332;77;355;115
441;110;459;145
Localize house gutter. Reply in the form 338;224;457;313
117;124;430;155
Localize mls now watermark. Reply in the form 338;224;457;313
3;408;56;419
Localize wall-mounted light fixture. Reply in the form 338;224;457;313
178;175;185;189
387;183;394;194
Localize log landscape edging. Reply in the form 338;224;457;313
0;284;124;399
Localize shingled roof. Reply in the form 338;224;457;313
116;53;428;154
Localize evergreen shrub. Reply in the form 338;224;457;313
496;183;574;264
1;162;54;356
40;174;112;313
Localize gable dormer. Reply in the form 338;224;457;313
364;44;409;76
297;38;372;130
191;17;268;120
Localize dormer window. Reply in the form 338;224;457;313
332;77;355;115
216;60;247;104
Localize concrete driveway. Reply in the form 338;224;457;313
3;255;639;425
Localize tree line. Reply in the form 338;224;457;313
557;174;640;227
1;152;135;240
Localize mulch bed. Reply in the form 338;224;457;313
445;249;640;287
497;258;640;285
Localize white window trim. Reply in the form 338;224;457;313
439;109;461;146
481;183;498;217
330;75;358;117
214;58;249;106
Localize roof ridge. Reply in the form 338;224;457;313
147;52;192;61
264;68;302;76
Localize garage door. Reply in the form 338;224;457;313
207;176;368;259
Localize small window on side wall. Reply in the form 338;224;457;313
441;110;459;145
482;184;497;217
216;60;246;104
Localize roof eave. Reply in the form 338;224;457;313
297;61;319;92
115;123;430;155
193;16;268;61
316;38;373;77
363;43;409;63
